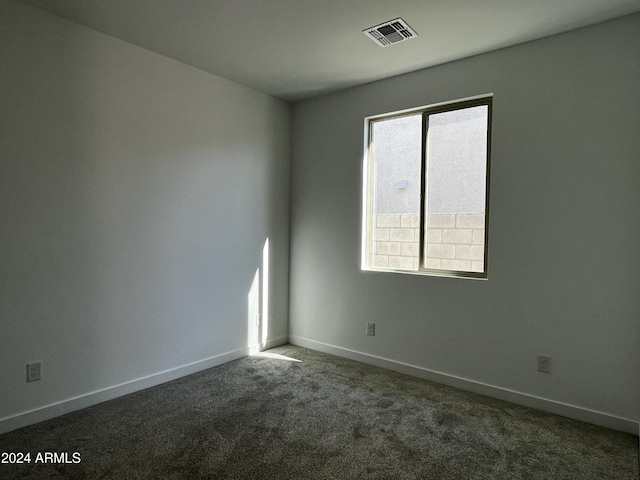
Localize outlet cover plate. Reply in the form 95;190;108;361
537;355;551;373
27;362;41;382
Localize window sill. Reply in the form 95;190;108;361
361;266;487;280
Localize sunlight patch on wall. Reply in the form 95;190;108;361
247;268;260;354
261;237;270;348
247;238;270;354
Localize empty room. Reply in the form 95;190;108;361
1;0;639;478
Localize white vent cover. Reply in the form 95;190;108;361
363;18;418;47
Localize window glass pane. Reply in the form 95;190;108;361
370;114;421;271
424;105;488;273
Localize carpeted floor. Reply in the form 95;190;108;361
0;344;638;479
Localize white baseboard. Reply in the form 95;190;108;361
0;336;288;435
289;336;638;435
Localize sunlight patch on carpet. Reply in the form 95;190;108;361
251;352;302;362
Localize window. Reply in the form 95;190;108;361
362;96;491;278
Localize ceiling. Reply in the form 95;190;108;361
17;0;640;101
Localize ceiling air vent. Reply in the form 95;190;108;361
363;18;418;47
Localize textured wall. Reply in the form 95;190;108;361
371;108;487;215
0;1;290;427
290;14;640;425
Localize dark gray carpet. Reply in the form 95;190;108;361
0;344;637;479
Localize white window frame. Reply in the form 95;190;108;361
361;95;492;279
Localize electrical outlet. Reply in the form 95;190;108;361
537;355;551;373
366;322;375;336
27;362;41;382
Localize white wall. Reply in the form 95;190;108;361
0;1;290;432
289;14;640;431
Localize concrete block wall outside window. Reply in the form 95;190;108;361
373;213;484;272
